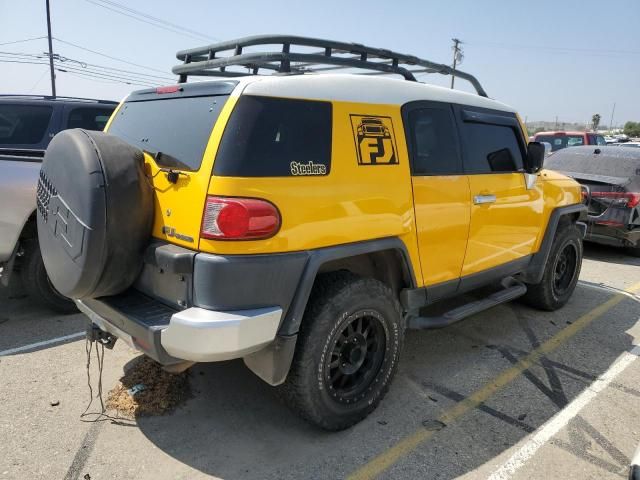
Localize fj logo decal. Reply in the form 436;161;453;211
350;115;398;165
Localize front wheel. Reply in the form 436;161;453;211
278;272;404;430
522;224;583;311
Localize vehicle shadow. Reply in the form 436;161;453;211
583;242;640;267
134;284;640;479
0;275;86;353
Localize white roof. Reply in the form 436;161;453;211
232;73;514;112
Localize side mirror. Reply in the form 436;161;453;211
526;141;545;173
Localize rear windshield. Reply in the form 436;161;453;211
536;134;584;151
214;95;332;177
545;147;640;178
107;95;228;171
0;104;53;145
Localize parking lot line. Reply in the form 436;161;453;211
0;331;85;356
487;343;640;480
346;281;640;480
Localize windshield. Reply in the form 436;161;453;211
107;95;229;171
536;135;584;151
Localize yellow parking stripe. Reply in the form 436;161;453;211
347;281;640;480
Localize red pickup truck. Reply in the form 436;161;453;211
534;131;607;152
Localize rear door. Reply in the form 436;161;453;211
106;82;237;249
403;101;470;291
456;106;545;278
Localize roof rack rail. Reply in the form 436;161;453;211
0;94;118;104
172;34;488;97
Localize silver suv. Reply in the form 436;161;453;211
0;95;116;312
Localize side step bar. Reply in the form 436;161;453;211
407;277;527;330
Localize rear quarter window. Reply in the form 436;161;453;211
213;96;332;177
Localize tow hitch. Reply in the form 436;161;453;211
86;324;117;349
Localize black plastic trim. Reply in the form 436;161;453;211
522;203;587;284
279;237;417;336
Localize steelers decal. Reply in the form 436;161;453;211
350;115;398;166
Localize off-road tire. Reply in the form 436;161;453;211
21;241;77;314
278;272;404;431
522;224;583;311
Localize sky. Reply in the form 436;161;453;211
1;0;638;126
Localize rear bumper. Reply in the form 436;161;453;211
77;294;282;364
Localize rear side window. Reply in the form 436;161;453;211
407;107;461;175
108;95;229;171
214;96;332;177
536;135;584;151
67;107;115;131
0;104;53;145
461;122;524;173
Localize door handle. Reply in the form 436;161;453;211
473;194;497;205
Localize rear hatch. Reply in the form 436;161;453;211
106;81;239;250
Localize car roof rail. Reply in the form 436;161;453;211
172;34;489;98
0;94;118;104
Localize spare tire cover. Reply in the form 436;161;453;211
37;129;153;299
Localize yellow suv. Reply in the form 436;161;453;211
36;36;586;430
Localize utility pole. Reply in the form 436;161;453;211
45;0;56;97
450;38;462;89
609;102;616;132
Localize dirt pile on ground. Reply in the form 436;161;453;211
106;356;190;418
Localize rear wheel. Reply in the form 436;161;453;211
278;272;404;430
522;224;583;311
21;241;77;314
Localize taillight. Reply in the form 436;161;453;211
200;196;280;240
590;191;640;208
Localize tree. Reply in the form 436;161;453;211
592;114;601;131
624;121;640;138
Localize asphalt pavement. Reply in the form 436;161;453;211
1;242;639;480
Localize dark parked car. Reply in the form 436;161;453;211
545;145;640;256
0;95;117;312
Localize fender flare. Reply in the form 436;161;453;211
245;237;416;386
522;203;587;284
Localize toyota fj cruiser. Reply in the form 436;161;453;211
37;36;586;430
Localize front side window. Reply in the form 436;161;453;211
407;107;461;175
0;104;53;145
67;107;115;131
214;96;332;177
461;121;525;173
595;135;607;146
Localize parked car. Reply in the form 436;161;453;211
37;35;585;430
533;131;607;152
545;146;640;256
0;95;117;312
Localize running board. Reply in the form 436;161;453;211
407;277;527;330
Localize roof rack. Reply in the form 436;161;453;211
172;35;488;97
0;94;118;104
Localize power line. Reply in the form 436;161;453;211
1;51;172;84
93;0;218;41
0;36;47;46
84;0;217;42
54;37;170;75
467;41;640;56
